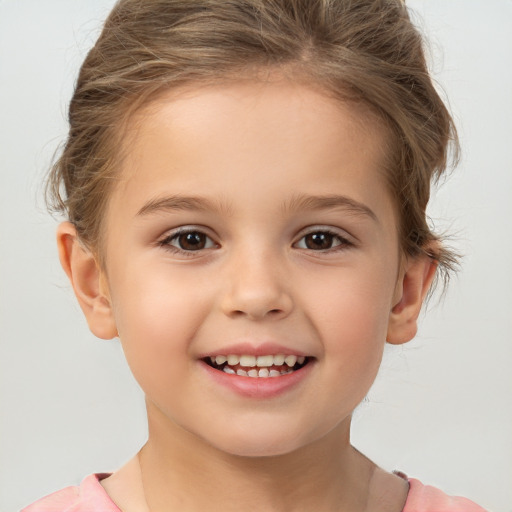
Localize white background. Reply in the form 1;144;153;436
1;1;511;511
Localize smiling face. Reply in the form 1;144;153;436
76;80;408;457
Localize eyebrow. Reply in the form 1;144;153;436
137;195;232;217
136;193;378;223
282;194;378;223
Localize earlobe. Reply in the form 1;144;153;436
387;254;438;345
57;222;118;340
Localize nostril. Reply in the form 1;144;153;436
230;308;284;320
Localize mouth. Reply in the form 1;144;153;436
203;354;311;378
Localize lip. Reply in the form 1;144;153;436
198;341;310;359
199;357;315;399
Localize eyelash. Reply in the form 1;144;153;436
158;228;217;257
158;227;353;256
294;229;353;252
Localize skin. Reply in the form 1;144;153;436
58;79;436;511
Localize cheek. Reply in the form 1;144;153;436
108;266;211;379
305;266;394;369
314;291;388;415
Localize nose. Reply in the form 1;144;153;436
220;250;293;321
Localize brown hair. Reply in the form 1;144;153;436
47;0;459;288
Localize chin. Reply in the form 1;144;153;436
214;439;302;459
199;423;322;459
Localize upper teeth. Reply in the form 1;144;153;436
211;354;306;367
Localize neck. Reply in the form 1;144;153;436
139;406;375;512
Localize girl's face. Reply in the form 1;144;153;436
100;80;403;457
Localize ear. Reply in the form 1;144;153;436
387;253;438;345
57;222;118;340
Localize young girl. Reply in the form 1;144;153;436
22;1;488;510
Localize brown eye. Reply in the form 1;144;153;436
178;232;207;250
304;232;335;250
164;230;216;252
295;230;349;251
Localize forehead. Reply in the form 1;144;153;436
109;79;395;224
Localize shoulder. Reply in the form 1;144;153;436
403;477;488;512
22;474;120;512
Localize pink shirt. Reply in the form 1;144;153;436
22;473;488;511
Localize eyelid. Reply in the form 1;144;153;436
293;226;355;251
158;226;219;254
156;224;354;255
